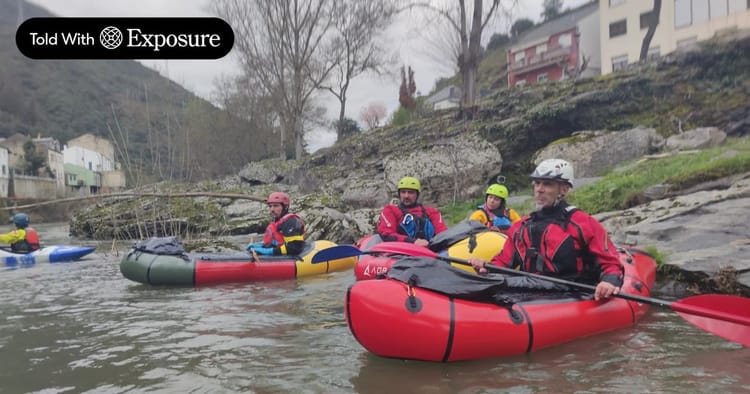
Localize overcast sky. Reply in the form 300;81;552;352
27;0;589;151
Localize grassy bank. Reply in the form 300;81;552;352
569;136;750;213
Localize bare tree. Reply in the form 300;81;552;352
640;0;662;62
559;52;589;80
213;0;337;160
409;0;517;109
419;20;463;75
360;102;388;129
323;0;398;139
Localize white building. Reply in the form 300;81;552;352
426;85;461;110
600;0;750;74
63;145;114;172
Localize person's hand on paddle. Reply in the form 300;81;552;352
594;281;620;301
467;257;488;274
414;239;429;247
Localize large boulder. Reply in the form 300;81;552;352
314;130;502;209
381;133;502;204
237;158;295;185
597;172;750;290
665;127;726;151
533;126;664;177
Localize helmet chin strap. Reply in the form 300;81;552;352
553;184;566;206
553;194;563;207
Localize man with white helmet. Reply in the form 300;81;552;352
468;159;623;301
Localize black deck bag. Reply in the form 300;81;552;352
387;256;589;306
133;236;187;257
427;219;489;252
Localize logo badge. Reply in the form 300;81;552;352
99;26;123;50
16;18;234;59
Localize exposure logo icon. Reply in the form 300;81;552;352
99;26;123;50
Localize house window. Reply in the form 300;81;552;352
674;0;747;26
640;11;654;29
730;0;748;12
609;19;627;38
1;165;5;176
536;43;547;54
609;0;625;6
675;0;692;27
558;33;572;47
515;79;527;87
693;0;709;23
612;54;628;71
537;73;548;83
515;50;525;61
711;0;729;17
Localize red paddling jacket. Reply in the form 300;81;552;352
377;204;448;243
263;213;305;255
490;202;623;286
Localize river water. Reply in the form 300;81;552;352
0;223;748;393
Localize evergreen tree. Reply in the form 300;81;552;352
398;66;417;110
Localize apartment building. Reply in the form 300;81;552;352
600;0;750;74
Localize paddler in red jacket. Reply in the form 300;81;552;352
468;159;623;301
377;176;447;247
245;192;306;256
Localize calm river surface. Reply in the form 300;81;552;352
0;223;748;393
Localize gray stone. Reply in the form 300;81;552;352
534;126;664;177
665;127;726;151
642;184;670;200
597;174;750;289
237;158;291;184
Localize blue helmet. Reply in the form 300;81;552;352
11;213;29;228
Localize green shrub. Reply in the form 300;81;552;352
390;106;412;127
569;136;750;213
441;200;482;226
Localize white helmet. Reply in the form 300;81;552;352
530;159;574;186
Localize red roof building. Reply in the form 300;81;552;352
507;2;600;87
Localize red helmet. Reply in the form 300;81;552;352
267;192;290;206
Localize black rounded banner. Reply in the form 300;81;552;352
16;18;234;59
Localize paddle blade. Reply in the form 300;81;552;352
311;245;362;264
367;242;438;258
672;294;750;347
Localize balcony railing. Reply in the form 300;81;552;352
510;45;573;74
